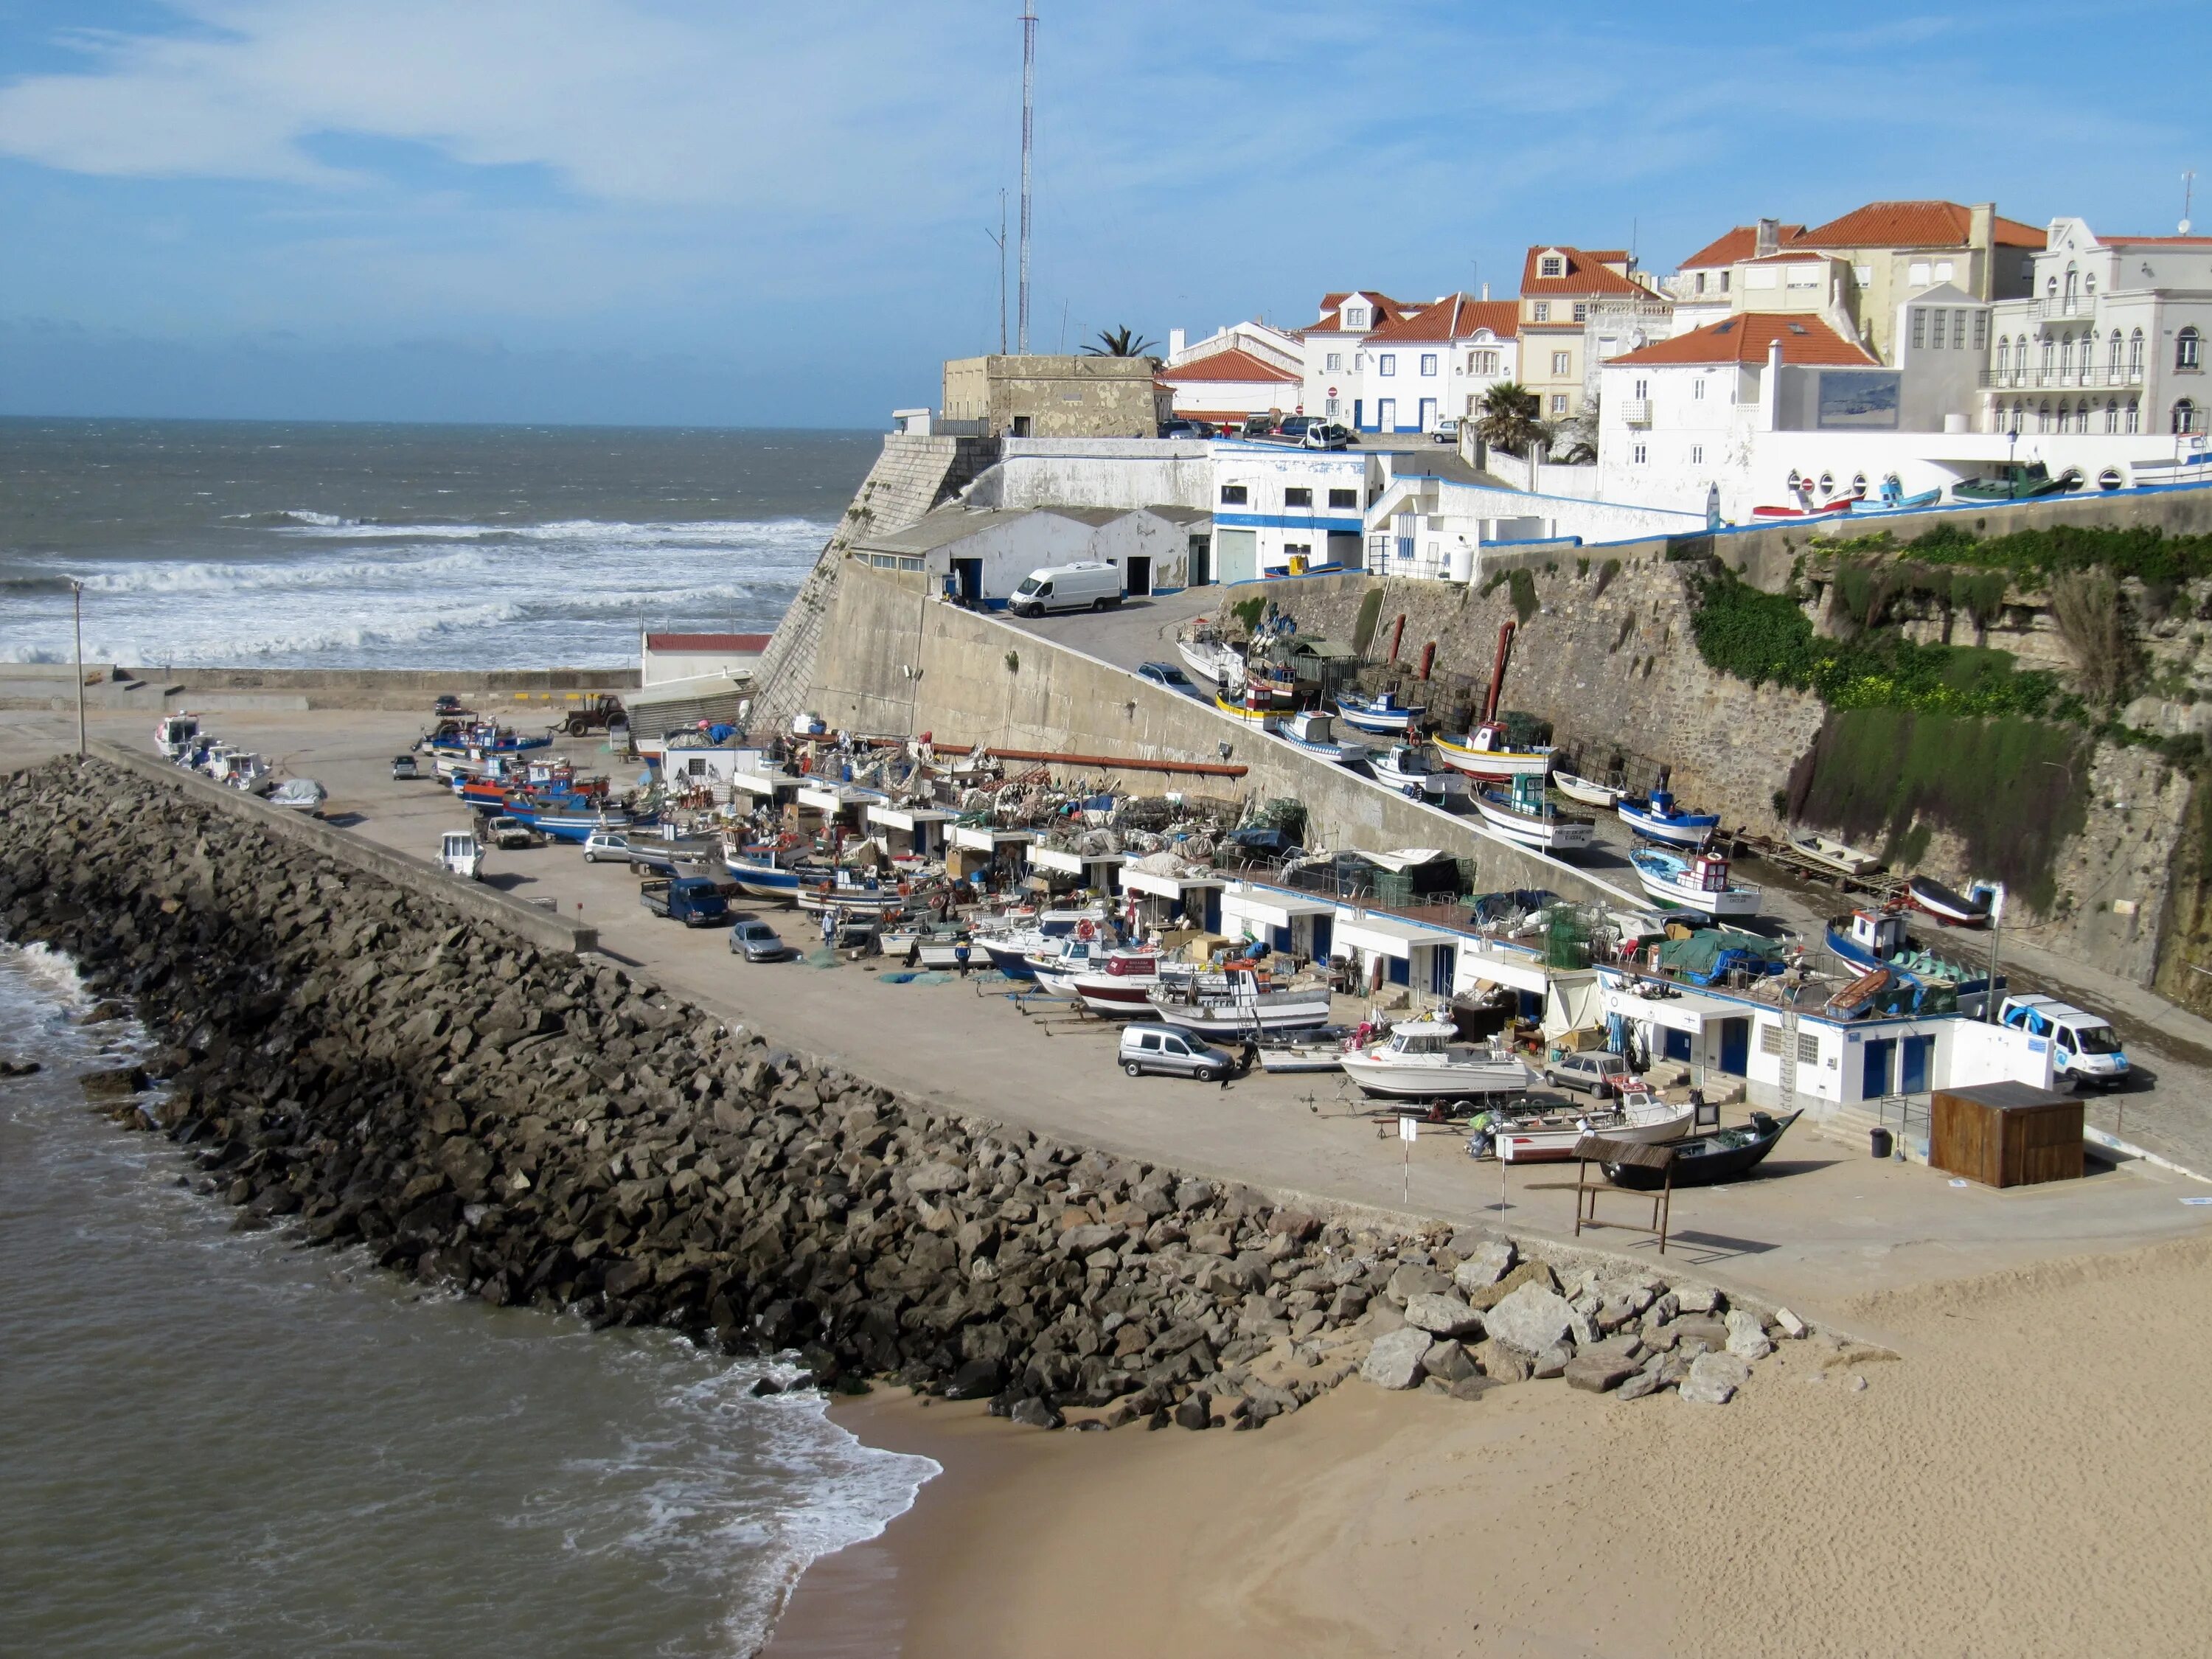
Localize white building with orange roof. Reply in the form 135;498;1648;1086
1293;290;1421;428
1156;321;1303;428
1357;293;1521;435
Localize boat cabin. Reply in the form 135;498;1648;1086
1687;854;1733;894
1846;908;1910;959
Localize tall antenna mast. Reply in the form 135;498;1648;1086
1018;1;1036;355
2183;169;2198;237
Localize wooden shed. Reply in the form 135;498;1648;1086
1929;1081;2084;1189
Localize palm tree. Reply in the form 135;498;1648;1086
1474;382;1543;456
1085;324;1159;359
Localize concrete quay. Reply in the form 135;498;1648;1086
7;703;2208;1337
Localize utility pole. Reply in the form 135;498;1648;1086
72;580;86;757
1018;1;1036;355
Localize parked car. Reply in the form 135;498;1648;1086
1432;417;1461;445
1271;415;1320;442
1119;1022;1240;1082
1009;561;1124;618
390;754;421;781
1997;994;2130;1090
639;875;731;928
486;815;546;850
581;830;632;863
434;694;466;714
1159;418;1217;439
1137;661;1206;700
729;919;795;962
1544;1049;1630;1099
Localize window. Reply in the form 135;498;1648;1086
1551;351;1571;375
1419;353;1439;377
1694;378;1706;400
1786;266;1818;290
1219;484;1248;505
1532;301;1551;321
1550;394;1568;414
1324;396;1340;417
1718;271;1731;293
1955;310;1969;348
1378;353;1397;376
2020;255;2034;280
2105;399;2119;434
1328;488;1357;509
1470;349;1498;375
1690;445;1704;465
1930;311;1945;349
2177;400;2199;434
1572;302;1588;322
1935;260;1955;282
1344;306;1368;329
1540;254;1564;278
2180;327;2203;371
1284;487;1312;508
1909;261;1932;285
1853;264;1873;285
1910;309;1926;349
1996;338;2010;376
2127;400;2140;434
2037;400;2052;433
1632;444;1647;464
2129;329;2146;378
2086;273;2097;299
2058;334;2073;375
1324;352;1343;372
1694;272;1707;294
2109;331;2124;380
2041;337;2055;375
1633;378;1648;399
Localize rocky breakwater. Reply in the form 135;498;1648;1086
0;757;1840;1429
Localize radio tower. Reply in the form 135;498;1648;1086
1018;1;1036;354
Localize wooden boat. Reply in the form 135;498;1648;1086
797;874;908;917
1630;848;1761;918
1147;967;1333;1034
1496;1089;1696;1164
1552;770;1624;809
1848;477;1941;514
1474;774;1593;853
1333;689;1426;736
1369;742;1467;803
1787;830;1880;877
1907;874;1992;928
1257;1037;1349;1074
1273;709;1368;766
1750;498;1854;519
1824;908;2000;1009
1434;720;1554;783
1950;462;2081;503
1032;950;1171;1014
1601;1110;1801;1189
1214;689;1278;726
1617;787;1718;849
1339;1017;1536;1100
723;838;824;902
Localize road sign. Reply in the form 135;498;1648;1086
1399;1116;1419;1142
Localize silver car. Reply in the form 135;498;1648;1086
1119;1023;1237;1082
729;919;795;963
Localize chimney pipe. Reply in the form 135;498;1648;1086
1756;218;1780;260
1167;327;1186;360
1481;281;1490;302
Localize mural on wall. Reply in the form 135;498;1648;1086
1817;370;1902;430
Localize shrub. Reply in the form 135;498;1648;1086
1593;557;1623;599
1507;568;1538;624
2048;571;2138;706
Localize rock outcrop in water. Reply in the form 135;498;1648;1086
0;758;1818;1423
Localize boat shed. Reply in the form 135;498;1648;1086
1220;880;1338;964
1119;864;1226;933
865;802;954;859
1029;845;1124;894
1335;911;1463;998
727;766;802;805
624;672;750;760
850;502;1208;607
947;824;1035;882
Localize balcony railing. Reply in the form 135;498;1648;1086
2036;296;2097;321
1979;366;2144;391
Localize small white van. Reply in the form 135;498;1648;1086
1009;562;1122;618
1997;993;2129;1090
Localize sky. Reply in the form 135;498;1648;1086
0;0;2201;428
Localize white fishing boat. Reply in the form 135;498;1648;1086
1369;742;1467;803
1338;1016;1537;1100
1256;1037;1349;1074
1433;719;1554;783
1552;771;1624;809
1146;967;1333;1034
1273;709;1368;766
1630;847;1762;918
1032;950;1177;1014
156;714;200;760
1495;1089;1695;1164
1177;625;1245;691
1473;774;1593;852
1786;830;1880;878
1617;786;1720;849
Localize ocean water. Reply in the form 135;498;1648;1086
0;943;936;1657
0;420;877;669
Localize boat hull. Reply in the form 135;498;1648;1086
1474;793;1593;851
1333;695;1425;735
1178;641;1242;688
1147;995;1332;1034
1787;834;1879;877
1339;1055;1534;1099
1604;1111;1800;1189
1433;735;1552;782
1907;875;1991;927
1552;772;1622;808
1497;1099;1695;1163
1618;802;1718;847
1213;693;1276;726
1631;863;1762;918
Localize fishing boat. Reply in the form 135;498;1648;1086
1256;1033;1352;1074
1617;786;1719;849
1950;462;2081;503
1176;625;1245;691
1474;773;1594;853
508;792;635;844
1552;770;1624;809
722;835;824;902
156;714;200;760
425;720;554;757
1214;687;1279;726
978;906;1114;979
1273;709;1368;766
1749;498;1854;519
1786;830;1880;877
1338;1016;1536;1100
1369;742;1467;803
1032;950;1174;1014
1434;720;1554;783
1600;1110;1801;1189
1824;908;2000;1011
267;778;327;813
1630;848;1761;918
1495;1089;1697;1164
1146;967;1333;1035
796;872;909;917
880;921;979;969
1333;689;1426;736
1906;874;1993;928
1848;476;1941;514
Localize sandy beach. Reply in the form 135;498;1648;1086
776;1231;2212;1659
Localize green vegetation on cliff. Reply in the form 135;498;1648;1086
1830;522;2212;587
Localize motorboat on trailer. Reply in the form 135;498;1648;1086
1907;874;1993;928
1032;950;1178;1014
1337;1017;1536;1100
1433;719;1554;784
1630;848;1762;919
1146;967;1333;1035
1272;709;1368;766
1473;773;1593;853
1494;1088;1696;1164
1369;742;1468;803
1786;830;1881;878
1177;624;1245;692
1552;770;1625;809
1332;689;1426;737
1617;785;1719;848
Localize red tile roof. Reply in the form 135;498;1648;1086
1796;201;2046;251
645;632;772;653
1607;314;1877;369
2102;234;2212;248
1159;348;1299;384
1520;246;1649;297
1305;291;1417;333
1678;224;1807;268
1365;295;1520;343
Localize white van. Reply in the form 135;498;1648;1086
1997;993;2129;1090
1009;562;1122;618
439;830;485;881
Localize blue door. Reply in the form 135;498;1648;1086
1352;400;1363;429
1387;954;1410;987
1900;1034;1934;1094
1663;1028;1693;1062
1311;915;1332;962
1429;945;1455;996
1863;1037;1896;1099
1272;925;1293;953
1202;889;1222;933
1718;1017;1750;1077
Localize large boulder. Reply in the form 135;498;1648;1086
1725;1309;1775;1360
1402;1293;1483;1338
1453;1239;1516;1293
77;1065;146;1101
905;1161;969;1196
1483;1282;1575;1355
1564;1352;1641;1394
1385;1262;1452;1306
1680;1351;1751;1405
1420;1340;1478;1385
1360;1326;1436;1391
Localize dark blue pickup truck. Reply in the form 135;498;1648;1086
639;875;731;928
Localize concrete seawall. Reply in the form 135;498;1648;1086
1;664;637;714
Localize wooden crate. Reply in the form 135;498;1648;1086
1929;1082;2084;1188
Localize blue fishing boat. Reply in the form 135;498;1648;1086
511;795;635;844
1629;847;1761;918
1333;689;1426;736
1617;786;1719;849
1824;906;2000;1011
723;837;820;902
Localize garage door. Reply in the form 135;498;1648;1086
1214;529;1258;585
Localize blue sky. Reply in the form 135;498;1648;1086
0;0;2199;428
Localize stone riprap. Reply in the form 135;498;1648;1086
0;758;1815;1425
